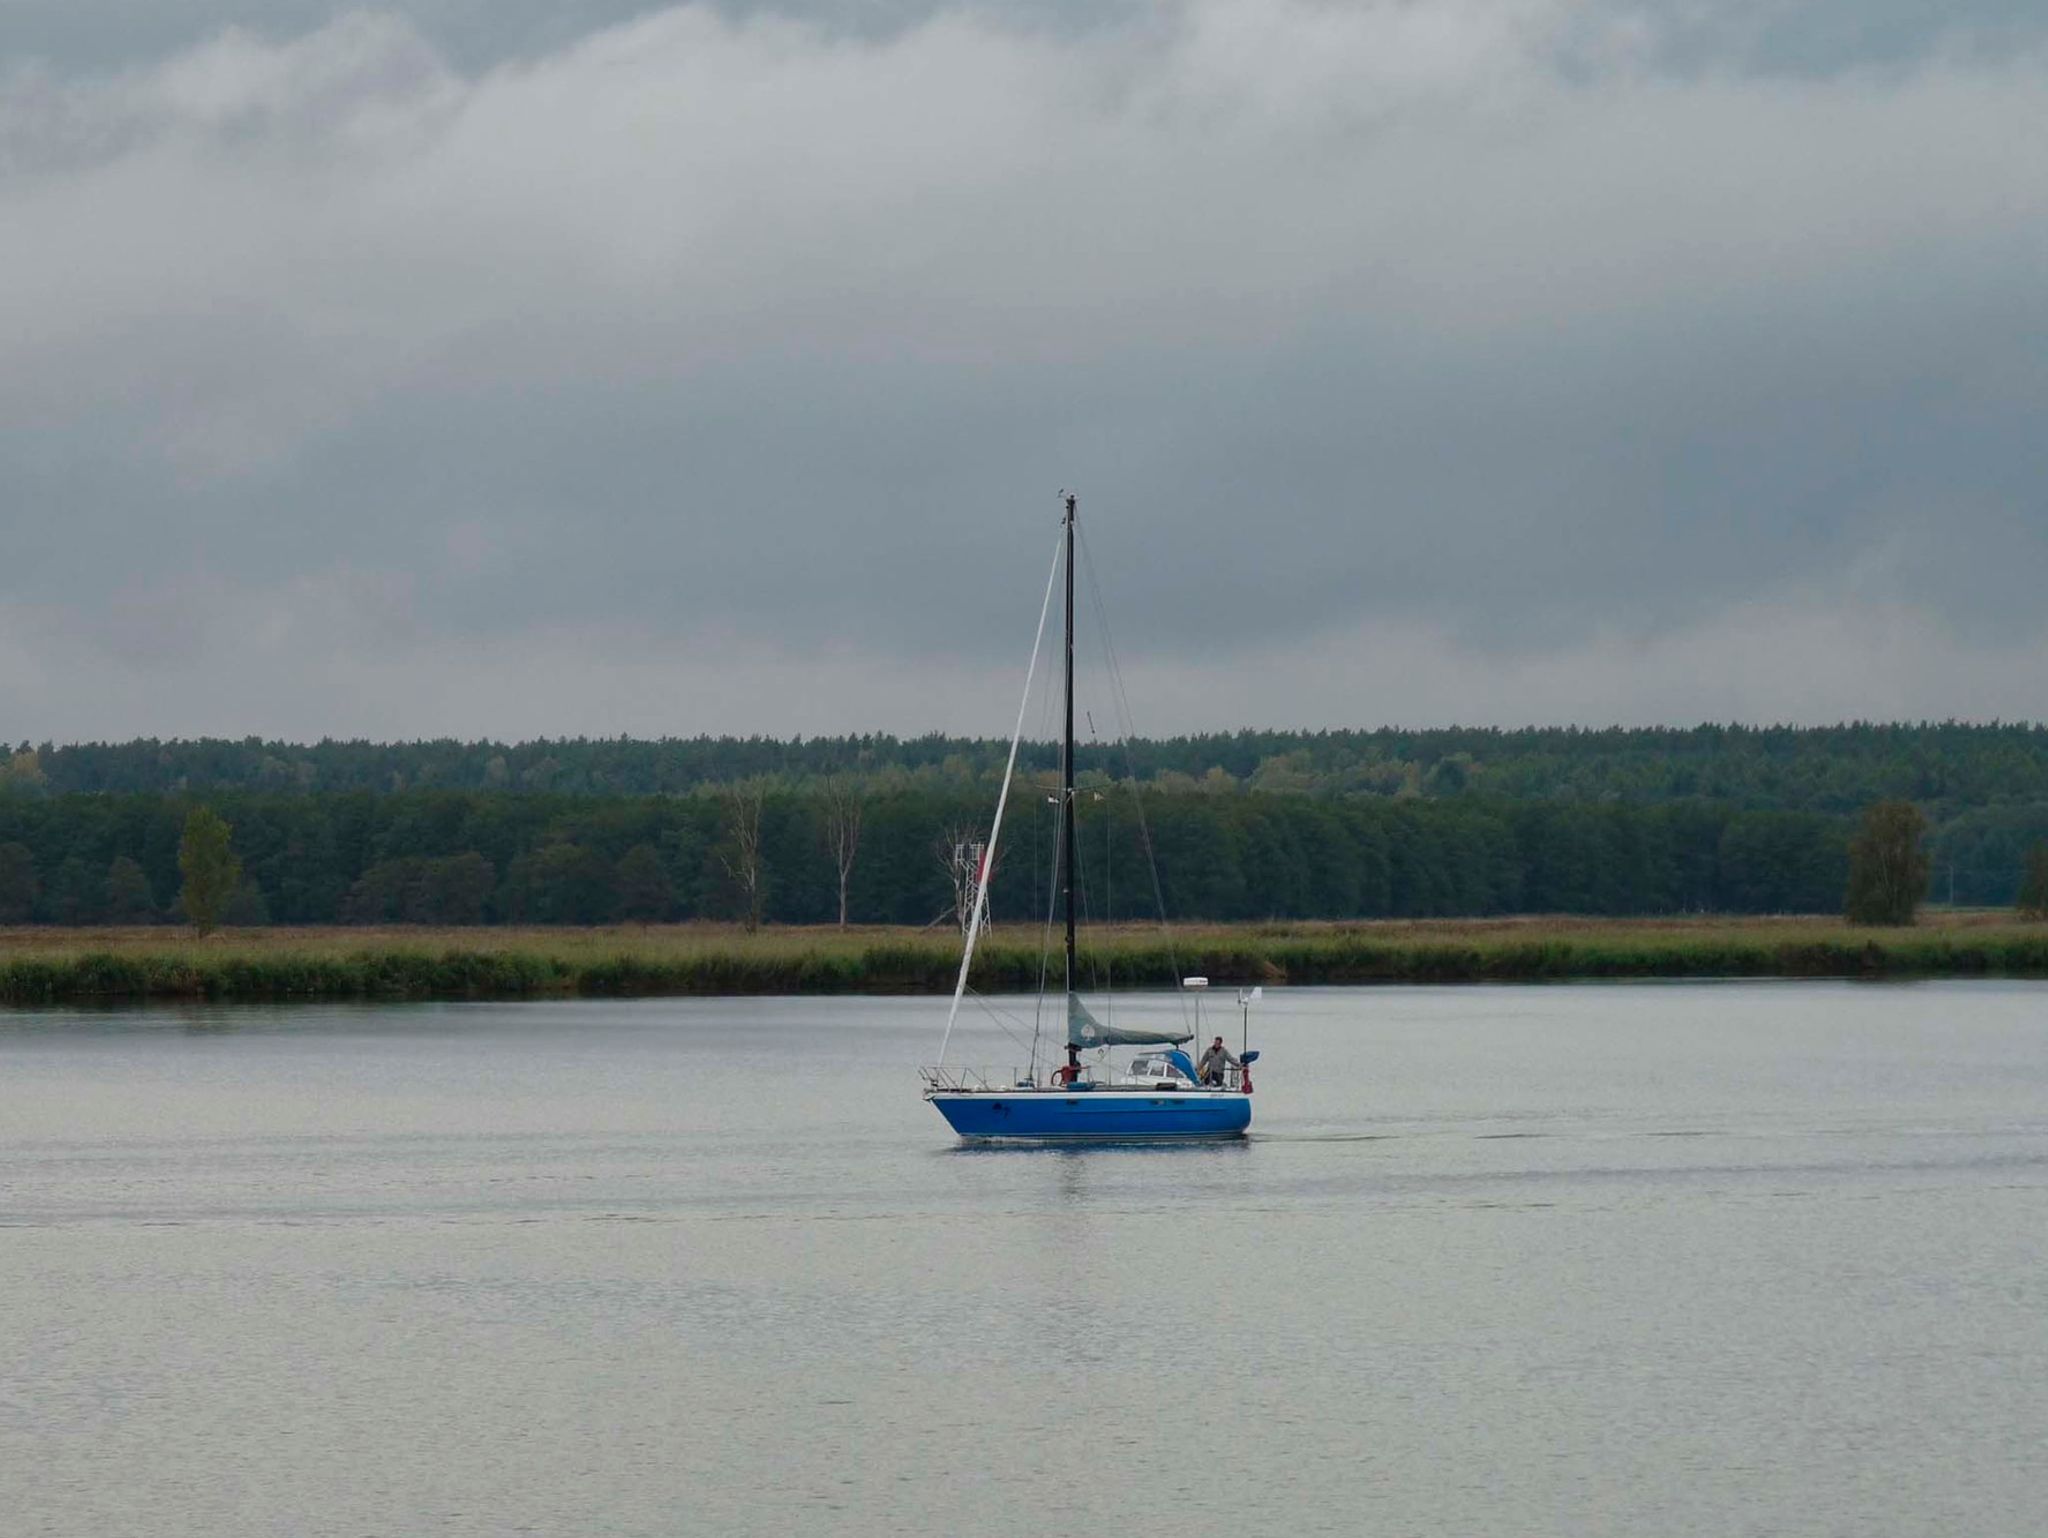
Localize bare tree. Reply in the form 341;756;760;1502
718;779;768;931
822;776;864;928
936;823;994;936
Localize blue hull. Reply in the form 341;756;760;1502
930;1090;1250;1141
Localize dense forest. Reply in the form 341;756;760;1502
2;726;2046;926
0;729;2039;810
0;787;1857;927
9;722;2048;812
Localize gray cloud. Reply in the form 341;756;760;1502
3;1;2047;739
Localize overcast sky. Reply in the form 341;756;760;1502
4;0;2046;742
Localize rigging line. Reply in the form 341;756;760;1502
1070;773;1117;1015
1067;588;1107;1016
1027;615;1063;1075
938;527;1064;1068
965;991;1040;1058
1082;697;1114;1016
1029;782;1064;1080
1077;522;1190;1031
966;990;1041;1036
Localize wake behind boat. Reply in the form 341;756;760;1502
920;494;1262;1142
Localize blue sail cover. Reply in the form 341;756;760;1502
1066;993;1192;1049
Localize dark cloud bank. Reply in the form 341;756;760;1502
3;0;2045;740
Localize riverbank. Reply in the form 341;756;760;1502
4;914;2047;1004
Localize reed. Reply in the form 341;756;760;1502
2;915;2045;1005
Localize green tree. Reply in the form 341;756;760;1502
2017;842;2048;920
178;806;242;936
424;852;495;924
339;860;410;923
224;877;271;927
46;856;100;924
105;857;158;924
0;747;47;794
613;843;675;922
0;842;37;922
500;842;612;924
1844;800;1930;926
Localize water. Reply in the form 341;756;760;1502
3;981;2045;1536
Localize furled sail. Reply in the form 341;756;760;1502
1067;993;1192;1049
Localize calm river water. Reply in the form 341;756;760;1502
4;982;2045;1536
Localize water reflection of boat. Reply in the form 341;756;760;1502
919;495;1260;1142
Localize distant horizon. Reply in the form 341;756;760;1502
15;719;2048;753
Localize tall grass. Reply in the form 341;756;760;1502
3;916;2046;1004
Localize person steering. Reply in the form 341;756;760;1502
1196;1037;1241;1086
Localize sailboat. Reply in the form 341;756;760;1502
919;494;1260;1141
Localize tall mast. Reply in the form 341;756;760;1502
1062;493;1078;1001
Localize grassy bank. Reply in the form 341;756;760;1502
4;915;2048;1005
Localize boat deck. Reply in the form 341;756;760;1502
920;1066;1250;1094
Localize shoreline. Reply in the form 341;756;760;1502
4;916;2047;1004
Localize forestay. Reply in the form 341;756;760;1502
934;530;1064;1068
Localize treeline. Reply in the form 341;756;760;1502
0;788;1887;927
9;722;2048;812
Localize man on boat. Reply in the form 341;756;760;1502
1197;1037;1241;1086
